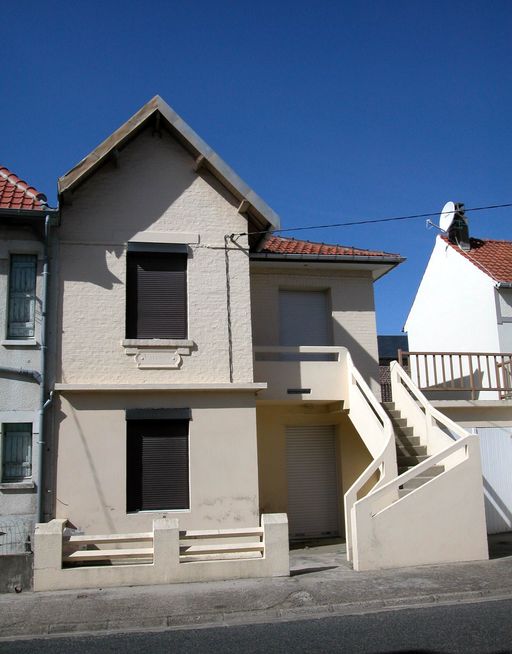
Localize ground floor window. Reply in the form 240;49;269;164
1;423;32;482
126;419;189;512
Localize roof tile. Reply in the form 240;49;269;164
0;166;47;211
442;236;512;284
258;235;402;259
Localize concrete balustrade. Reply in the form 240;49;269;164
33;514;289;592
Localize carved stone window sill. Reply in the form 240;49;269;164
122;339;195;369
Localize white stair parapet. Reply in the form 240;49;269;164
346;360;489;571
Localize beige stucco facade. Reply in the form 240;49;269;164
51;123;266;533
57;127;253;386
250;265;381;396
53;391;260;534
256;404;374;535
49;102;387;559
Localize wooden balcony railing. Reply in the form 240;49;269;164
397;351;512;400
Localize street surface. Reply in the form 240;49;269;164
1;597;511;653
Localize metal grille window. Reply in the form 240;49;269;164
126;419;189;512
2;423;32;482
7;255;37;339
126;252;187;339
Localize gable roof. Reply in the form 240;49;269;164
58;95;280;233
0;165;47;211
442;235;512;284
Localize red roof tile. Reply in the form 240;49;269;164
442;236;512;283
258;235;402;259
0;165;47;211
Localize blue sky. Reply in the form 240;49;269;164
2;1;511;333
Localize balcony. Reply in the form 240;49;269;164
253;346;346;402
398;351;512;401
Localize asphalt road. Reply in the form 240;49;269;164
2;597;511;653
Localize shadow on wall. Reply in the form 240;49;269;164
483;476;512;535
59;125;241;291
331;323;379;393
50;397;116;533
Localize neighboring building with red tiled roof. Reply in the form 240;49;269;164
0;165;47;211
442;236;512;284
406;231;512;363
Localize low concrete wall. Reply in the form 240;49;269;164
33;514;289;592
0;554;33;593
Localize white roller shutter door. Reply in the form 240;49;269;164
286;425;339;539
476;427;512;534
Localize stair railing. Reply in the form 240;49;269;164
390;360;468;455
342;350;398;562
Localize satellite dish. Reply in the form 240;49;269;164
439;201;456;232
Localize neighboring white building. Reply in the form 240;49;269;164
0;166;56;559
405;228;512;534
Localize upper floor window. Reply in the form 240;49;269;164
1;423;32;483
7;254;37;339
126;251;187;339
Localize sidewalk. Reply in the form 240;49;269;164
1;535;512;640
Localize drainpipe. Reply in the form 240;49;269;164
35;215;52;523
0;366;41;384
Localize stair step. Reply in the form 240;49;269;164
396;443;427;457
390;417;408;428
382;402;395;409
395;435;421;447
398;488;412;498
394;426;415;438
397;454;429;466
401;476;436;489
398;465;444;476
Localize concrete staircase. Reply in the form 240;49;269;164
382;402;444;498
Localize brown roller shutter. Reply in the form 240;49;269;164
127;419;189;512
126;252;187;339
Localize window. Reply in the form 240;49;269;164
126;418;189;511
2;423;32;482
7;255;37;339
126;251;187;339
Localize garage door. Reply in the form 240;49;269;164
286;425;340;539
476;427;512;534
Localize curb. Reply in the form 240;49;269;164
1;587;512;641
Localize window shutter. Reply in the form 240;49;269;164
126;252;187;339
8;255;37;339
127;419;189;512
2;423;32;482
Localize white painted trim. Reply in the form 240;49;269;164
1;339;39;347
55;383;267;392
122;339;194;348
126;232;199;245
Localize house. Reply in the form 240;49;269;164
32;98;489;590
404;219;512;534
0;166;57;582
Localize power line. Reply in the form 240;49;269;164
230;202;512;239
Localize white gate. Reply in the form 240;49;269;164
477;427;512;534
